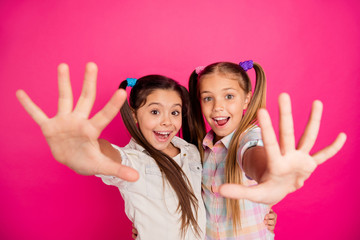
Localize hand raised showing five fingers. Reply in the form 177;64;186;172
220;93;346;205
16;63;139;182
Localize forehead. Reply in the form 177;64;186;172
145;89;182;104
199;73;242;92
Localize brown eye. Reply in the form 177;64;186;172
172;110;180;116
203;97;212;102
151;110;160;115
225;94;234;100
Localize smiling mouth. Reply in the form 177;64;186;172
154;131;172;140
213;117;230;126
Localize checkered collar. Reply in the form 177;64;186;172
202;130;235;150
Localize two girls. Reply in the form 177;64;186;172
17;61;346;239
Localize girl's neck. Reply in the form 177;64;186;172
214;135;221;144
213;130;234;144
162;142;180;157
214;133;226;144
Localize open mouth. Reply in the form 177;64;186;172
213;117;230;127
154;131;172;141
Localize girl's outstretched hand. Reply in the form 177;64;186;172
16;62;139;182
219;93;346;205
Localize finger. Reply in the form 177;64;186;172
16;90;49;125
132;227;138;234
266;224;275;232
219;182;282;205
219;183;264;202
57;63;74;115
257;108;281;162
74;62;98;117
312;132;347;165
267;214;277;220
90;89;127;132
265;219;276;226
278;93;295;153
266;212;277;220
297;100;323;152
98;158;139;182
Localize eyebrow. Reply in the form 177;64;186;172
200;88;237;94
147;102;182;108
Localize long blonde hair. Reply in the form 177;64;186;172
188;62;266;232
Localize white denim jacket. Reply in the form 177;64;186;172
97;136;206;240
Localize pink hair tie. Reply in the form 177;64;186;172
195;66;205;75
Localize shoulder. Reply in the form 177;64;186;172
115;138;149;156
237;125;264;158
172;136;201;162
239;125;262;142
111;140;152;166
172;136;195;150
245;125;261;135
237;125;263;153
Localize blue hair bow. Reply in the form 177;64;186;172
126;78;137;87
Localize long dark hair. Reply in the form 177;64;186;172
119;75;200;238
189;62;266;232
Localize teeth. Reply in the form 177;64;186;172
155;131;171;136
214;117;228;120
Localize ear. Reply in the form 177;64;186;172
243;92;252;110
131;107;138;124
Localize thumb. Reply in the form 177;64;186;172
90;89;128;132
219;183;273;204
219;183;252;199
97;158;139;182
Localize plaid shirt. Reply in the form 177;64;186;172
202;127;274;240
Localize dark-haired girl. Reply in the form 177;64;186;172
16;62;205;240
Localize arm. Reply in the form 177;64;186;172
219;93;346;205
16;62;138;182
242;146;267;183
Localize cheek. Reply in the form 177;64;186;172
200;103;211;116
231;106;245;121
174;118;182;129
137;121;147;135
230;101;246;112
138;118;154;133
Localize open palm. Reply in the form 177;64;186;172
219;93;346;205
16;62;139;182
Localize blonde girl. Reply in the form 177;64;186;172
188;60;346;239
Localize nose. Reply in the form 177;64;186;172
213;99;224;112
161;113;172;126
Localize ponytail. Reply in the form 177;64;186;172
225;62;266;232
188;71;207;160
179;84;197;146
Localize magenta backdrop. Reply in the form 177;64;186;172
1;0;359;239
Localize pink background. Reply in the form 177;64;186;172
1;0;359;239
